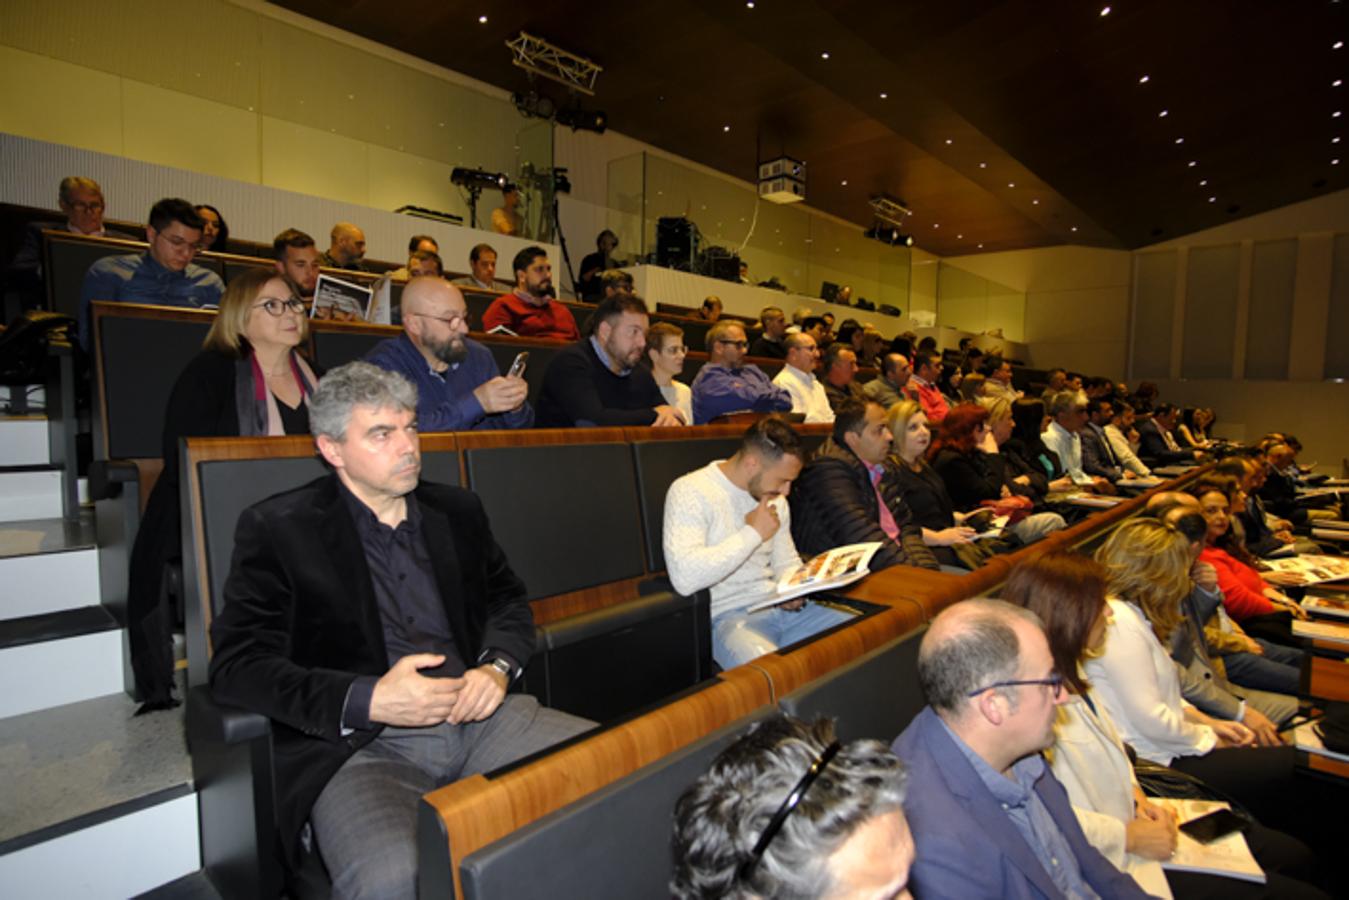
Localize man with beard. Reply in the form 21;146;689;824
365;277;532;430
664;417;856;668
272;228;321;301
483;246;580;340
537;293;684;427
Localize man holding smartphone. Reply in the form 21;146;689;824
366;276;533;431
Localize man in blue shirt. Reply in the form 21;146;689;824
892;599;1148;899
78;197;224;349
365;277;532;431
690;320;792;424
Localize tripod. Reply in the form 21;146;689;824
551;194;579;299
464;184;484;229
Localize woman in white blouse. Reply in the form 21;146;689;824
646;322;693;425
1087;519;1336;887
1005;548;1329;900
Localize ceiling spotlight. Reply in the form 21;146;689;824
977;243;984;249
746;1;755;6
1139;74;1150;84
1175;137;1185;144
1032;199;1040;205
556;106;608;133
1007;182;1015;188
723;124;731;132
945;138;953;145
864;224;913;246
978;161;988;168
1158;109;1169;117
933;223;940;228
1335;159;1343;165
1336;111;1344;118
879;92;889;99
1208;196;1217;203
1336;79;1344;87
957;234;964;239
478;14;488;24
1336;40;1345;49
1188;160;1197;167
1199;179;1208;186
840;179;848;186
1071;226;1079;232
1335;137;1343;143
820;51;830;60
1100;6;1111;16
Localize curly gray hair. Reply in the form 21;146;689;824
671;715;908;900
308;361;417;441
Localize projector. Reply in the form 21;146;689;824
758;156;805;205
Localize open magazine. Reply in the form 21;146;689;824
1291;618;1349;646
1153;798;1265;883
1045;491;1124;509
1258;554;1349;587
311;273;372;321
1301;594;1349;620
746;542;882;613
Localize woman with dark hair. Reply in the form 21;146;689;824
930;403;1066;543
1189;475;1307;645
194;203;229;253
1178;408;1214;449
127;267;320;711
1005;552;1329;900
1002;397;1076;492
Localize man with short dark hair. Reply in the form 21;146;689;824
209;362;591;896
893;599;1149;899
906;349;949;423
749;305;788;358
536;293;684;427
408;234;438;256
599;268;633;298
452;243;502;291
690;320;792;424
77;197;224;349
406;249;443;279
802;315;829;346
791;400;939;571
822;343;865;412
772;332;833;423
483;246;580;340
577;228;618;301
272;228;321;300
1137;403;1201;466
1105;401;1152;477
665;417;856;667
1041;368;1068;402
863;353;912;409
672;715;915;900
365;277;532;431
984;358;1021;402
320;222;370;271
1081;397;1134;483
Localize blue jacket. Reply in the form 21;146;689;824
78;252;223;350
689;363;791;425
365;333;533;432
891;707;1149;900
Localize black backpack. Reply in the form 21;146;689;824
0;310;75;385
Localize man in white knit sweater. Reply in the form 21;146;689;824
664;418;856;668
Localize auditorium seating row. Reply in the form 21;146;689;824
175;419;1213;898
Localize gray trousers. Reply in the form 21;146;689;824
310;695;593;900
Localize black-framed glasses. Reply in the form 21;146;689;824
738;741;841;882
413;311;468;329
253;297;305;317
967;673;1064;700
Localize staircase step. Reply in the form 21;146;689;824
0;609;123;717
0;549;100;619
0;467;64;522
0;514;96;560
136;870;223;899
0;418;50;467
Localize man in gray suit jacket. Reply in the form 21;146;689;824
891;599;1148;899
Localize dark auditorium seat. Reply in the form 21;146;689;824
45;232;148;318
452;708;774;900
631;434;743;571
777;625;928;745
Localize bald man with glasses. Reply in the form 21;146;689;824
689;320;792;424
364;276;532;431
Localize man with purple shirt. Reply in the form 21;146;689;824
690;320;792;424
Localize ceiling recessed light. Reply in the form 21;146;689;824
1336;40;1345;49
1335;159;1343;165
840;179;848;186
1335;137;1343;144
1007;182;1016;188
478;14;487;23
1175;137;1184;144
1335;111;1344;118
978;161;987;168
957;234;963;239
1138;74;1150;84
977;243;984;249
1199;179;1208;186
722;124;731;132
1187;160;1197;167
1158;109;1169;117
945;138;953;145
1336;79;1345;87
1071;226;1079;232
1208;196;1217;203
820;51;830;60
746;1;754;7
1100;6;1111;15
1032;199;1040;205
933;223;940;229
879;92;888;99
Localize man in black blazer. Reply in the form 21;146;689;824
1136;403;1200;466
1079;398;1131;483
209;362;591;896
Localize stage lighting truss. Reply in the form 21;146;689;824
868;194;913;228
506;32;603;95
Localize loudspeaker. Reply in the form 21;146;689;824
656;217;698;271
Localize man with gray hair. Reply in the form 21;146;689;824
892;599;1149;899
672;714;915;899
1041;389;1114;493
209;361;590;895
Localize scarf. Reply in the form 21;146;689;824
234;350;319;436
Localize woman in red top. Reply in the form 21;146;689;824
1190;475;1306;646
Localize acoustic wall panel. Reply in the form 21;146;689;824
1245;239;1296;380
1181;244;1240;379
1130;251;1177;378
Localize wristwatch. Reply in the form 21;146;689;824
486;657;514;680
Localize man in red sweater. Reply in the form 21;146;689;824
482;246;580;340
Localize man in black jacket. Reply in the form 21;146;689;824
1137;403;1201;466
209;362;591;895
791;399;939;571
535;293;686;427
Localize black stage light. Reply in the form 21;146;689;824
556;106;607;134
450;167;509;191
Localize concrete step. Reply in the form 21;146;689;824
0;607;124;718
0;687;197;899
0;549;100;620
0;467;64;522
0;417;50;467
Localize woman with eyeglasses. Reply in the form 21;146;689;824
646;321;693;425
1004;551;1329;900
127;268;321;712
1087;519;1339;877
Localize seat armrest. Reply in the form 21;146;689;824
187;684;272;745
87;458;139;501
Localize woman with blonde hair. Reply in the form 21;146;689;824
884;399;982;568
1087;519;1330;862
126;267;321;711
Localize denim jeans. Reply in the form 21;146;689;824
711;601;857;669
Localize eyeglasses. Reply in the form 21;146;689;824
413;311;468;329
967;673;1064;700
68;201;105;213
253;297;306;317
738;741;842;882
662;344;688;354
157;233;205;252
716;339;749;349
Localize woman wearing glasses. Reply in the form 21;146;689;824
646;322;693;425
127;268;321;712
1004;551;1327;899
